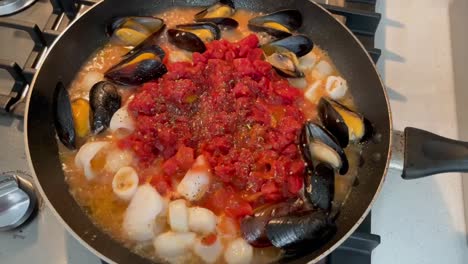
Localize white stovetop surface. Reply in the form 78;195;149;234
1;0;467;263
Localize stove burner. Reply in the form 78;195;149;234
0;0;36;16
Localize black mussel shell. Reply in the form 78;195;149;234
319;98;372;145
105;45;167;86
300;122;349;175
318;98;349;148
304;163;335;211
194;0;235;20
54;83;76;149
263;35;313;58
265;210;337;251
248;9;302;39
107;16;165;46
122;26;167;60
195;17;239;29
89;81;121;134
168;23;221;53
240;202;300;247
264;48;304;78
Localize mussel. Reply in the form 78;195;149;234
300;121;349;175
89;81;121;134
54;83;76;149
263;35;313;57
263;46;303;78
248;9;302;39
167;23;221;53
304;163;335;211
107;16;165;46
265;209;336;251
105;45;167;86
194;0;238;29
318;98;373;148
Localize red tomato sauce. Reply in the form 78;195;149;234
122;34;307;216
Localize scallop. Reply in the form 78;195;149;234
153;231;196;260
298;51;318;71
312;60;333;80
224;238;254;264
325;76;348;100
193;236;223;263
109;106;135;134
123;184;164;241
168;199;189;232
177;155;211;201
304;80;322;103
74;141;109;180
112;166;139;201
104;148;133;173
188;207;217;234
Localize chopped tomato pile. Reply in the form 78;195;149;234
121;34;306;216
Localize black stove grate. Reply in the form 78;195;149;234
0;1;382;262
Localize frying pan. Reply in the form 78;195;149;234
24;0;468;263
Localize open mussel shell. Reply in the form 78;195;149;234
89;81;121;134
248;9;302;39
263;35;313;58
107;16;165;46
265;210;337;251
304;163;335;211
318;98;373;147
54;83;76;149
194;0;235;20
105;45;167;86
300;122;349;175
167;22;221;53
264;47;304;78
195;17;239;29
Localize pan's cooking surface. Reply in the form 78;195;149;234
26;0;391;263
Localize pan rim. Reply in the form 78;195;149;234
23;1;393;264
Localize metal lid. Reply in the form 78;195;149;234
0;0;36;16
0;173;37;231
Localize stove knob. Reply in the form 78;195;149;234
0;173;38;231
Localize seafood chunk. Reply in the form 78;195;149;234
123;184;164;241
168;23;221;53
224;238;254;264
177;155;211;201
105;45;167;86
304;163;335;211
188;207;217;234
193;235;223;263
248;10;302;39
109;106;134;134
112;166;139;201
71;99;90;138
265;210;336;251
153;231;196;260
54;83;76;149
325;76;348;100
300;122;349;175
74;141;109;180
168;199;189;232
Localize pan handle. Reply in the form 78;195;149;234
399;127;468;179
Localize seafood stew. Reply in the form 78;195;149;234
54;2;374;264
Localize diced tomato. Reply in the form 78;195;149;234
149;175;171;195
162;157;178;176
287;175;303;195
175;145;194;171
201;234;217;246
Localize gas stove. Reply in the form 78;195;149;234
0;1;381;263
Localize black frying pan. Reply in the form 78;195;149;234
24;0;468;263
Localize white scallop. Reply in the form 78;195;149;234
312;60;333;80
287;78;307;89
112;166;139;201
325;76;348;100
224;238;254;264
104;148;133;174
177;155;211;201
123;184;163;241
168;199;189;232
153;231;196;259
188;207;217;234
193;236;223;263
109;106;135;133
74;141;109;180
298;51;318;71
304;80;323;104
168;50;192;63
